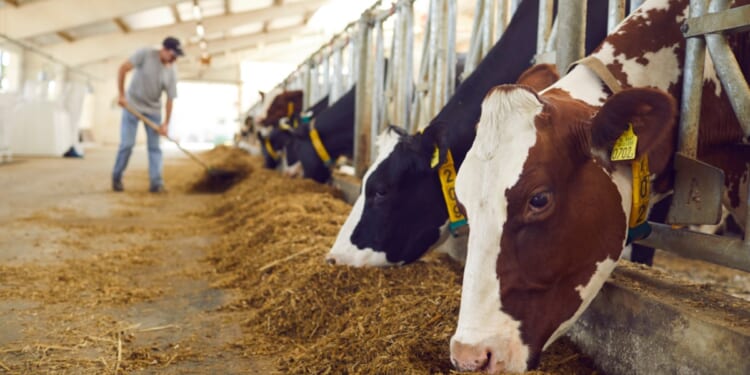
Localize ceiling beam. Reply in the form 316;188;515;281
45;0;328;67
81;25;324;73
0;0;183;40
184;24;321;60
170;4;182;23
113;18;131;33
4;0;19;7
57;31;76;43
181;33;328;71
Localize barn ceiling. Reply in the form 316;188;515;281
0;0;334;80
0;0;479;82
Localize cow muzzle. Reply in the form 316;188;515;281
450;334;527;374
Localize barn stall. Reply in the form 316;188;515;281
1;0;749;374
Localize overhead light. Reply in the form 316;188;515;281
199;40;207;49
196;23;205;37
192;5;202;20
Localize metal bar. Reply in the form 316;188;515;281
304;62;313;110
349;36;357;90
427;0;439;119
495;0;507;41
323;49;331;104
704;0;750;136
463;0;485;80
446;0;457;101
705;34;750;135
331;46;343;104
371;19;386;162
386;14;399;127
608;0;626;33
401;1;414;129
677;0;708;158
481;0;494;59
556;0;587;74
544;16;558;53
635;223;750;273
683;4;750;37
354;14;373;178
537;0;554;56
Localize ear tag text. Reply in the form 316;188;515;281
611;123;638;161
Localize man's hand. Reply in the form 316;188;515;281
117;95;128;108
159;122;169;136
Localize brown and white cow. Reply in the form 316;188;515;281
450;0;749;372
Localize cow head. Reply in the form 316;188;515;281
261;90;303;127
326;125;461;266
450;84;676;373
325;63;562;267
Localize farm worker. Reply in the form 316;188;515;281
112;36;182;193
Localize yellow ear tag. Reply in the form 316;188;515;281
430;147;440;168
611;123;638;161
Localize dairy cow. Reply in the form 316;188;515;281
257;94;330;169
283;86;357;183
326;0;612;266
450;0;749;372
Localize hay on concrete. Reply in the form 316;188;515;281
165;145;255;194
206;154;602;374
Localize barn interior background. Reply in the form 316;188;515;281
0;0;749;374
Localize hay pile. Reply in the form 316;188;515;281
167;145;255;193
205;150;601;374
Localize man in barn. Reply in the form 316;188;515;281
112;36;182;193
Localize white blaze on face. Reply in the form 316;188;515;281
450;87;541;373
325;129;402;267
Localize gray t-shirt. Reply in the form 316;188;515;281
127;48;178;116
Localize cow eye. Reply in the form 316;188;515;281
371;186;388;204
529;192;550;210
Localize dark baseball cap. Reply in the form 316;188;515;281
162;36;184;57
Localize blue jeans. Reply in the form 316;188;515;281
112;109;163;188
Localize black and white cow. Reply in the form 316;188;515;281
283;86;357;183
257;94;330;170
326;0;612;266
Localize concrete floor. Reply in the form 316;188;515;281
0;146;275;373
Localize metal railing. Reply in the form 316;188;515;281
638;0;750;272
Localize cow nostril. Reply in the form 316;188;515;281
326;258;336;265
476;350;492;371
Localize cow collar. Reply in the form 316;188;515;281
431;147;468;237
580;56;651;245
612;124;652;245
308;119;334;167
264;138;280;161
575;56;652;244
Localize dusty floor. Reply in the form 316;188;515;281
0;146;273;374
1;144;748;374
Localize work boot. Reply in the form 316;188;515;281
112;179;124;192
149;185;166;194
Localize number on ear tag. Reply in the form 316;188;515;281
611;123;638;161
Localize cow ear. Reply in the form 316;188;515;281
419;122;449;169
516;63;560;92
590;88;677;174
